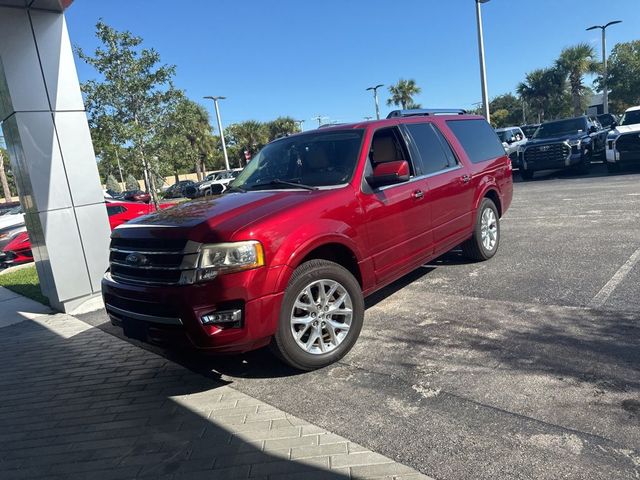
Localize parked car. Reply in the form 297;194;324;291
122;190;151;203
0;224;26;251
605;105;640;173
495;126;527;167
106;200;173;230
519;115;608;180
102;109;513;370
162;180;196;199
184;169;243;198
1;201;173;268
597;113;619;129
520;124;540;139
0;205;23;230
0;231;32;267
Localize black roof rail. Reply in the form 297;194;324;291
386;108;467;118
318;123;346;128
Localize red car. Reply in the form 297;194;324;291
1;201;173;267
103;110;513;370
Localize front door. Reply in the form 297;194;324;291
359;126;432;286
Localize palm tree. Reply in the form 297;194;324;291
227;120;268;159
517;68;568;122
555;43;599;116
386;79;422;109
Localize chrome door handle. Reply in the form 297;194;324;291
461;175;471;184
412;190;424;199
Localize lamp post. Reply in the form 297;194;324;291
475;0;491;123
366;84;384;120
203;96;230;170
586;20;622;115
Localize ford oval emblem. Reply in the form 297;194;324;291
125;252;148;266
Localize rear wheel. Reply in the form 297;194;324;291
520;169;534;180
272;260;364;371
606;162;620;174
462;198;500;261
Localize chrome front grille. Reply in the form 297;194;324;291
108;238;201;286
523;143;570;165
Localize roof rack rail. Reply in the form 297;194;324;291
318;123;346;128
386;108;467;118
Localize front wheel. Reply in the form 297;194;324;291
462;198;500;261
272;260;364;371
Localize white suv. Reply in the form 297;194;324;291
605;105;640;172
495;126;527;167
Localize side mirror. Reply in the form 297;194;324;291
588;125;598;134
366;160;410;189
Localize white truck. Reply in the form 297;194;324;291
605;105;640;172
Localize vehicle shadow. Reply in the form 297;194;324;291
0;317;349;479
512;162;640;183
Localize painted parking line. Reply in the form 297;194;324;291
589;246;640;308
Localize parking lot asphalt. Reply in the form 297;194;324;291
79;164;640;480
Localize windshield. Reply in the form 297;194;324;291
496;131;510;142
533;118;586;139
620;110;640;126
230;130;364;190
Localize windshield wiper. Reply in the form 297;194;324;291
225;185;246;193
251;178;318;190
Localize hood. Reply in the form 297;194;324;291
525;132;585;146
114;189;328;242
612;124;640;135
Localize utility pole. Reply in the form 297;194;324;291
586;21;622;115
204;96;231;170
294;119;305;132
313;115;328;127
475;0;491;123
366;84;384;120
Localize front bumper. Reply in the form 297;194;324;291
102;265;288;354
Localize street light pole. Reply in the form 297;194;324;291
294;119;305;132
586;20;622;115
203;96;230;170
475;0;491;123
366;84;384;120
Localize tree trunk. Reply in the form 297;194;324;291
0;150;12;203
174;172;179;183
195;160;202;181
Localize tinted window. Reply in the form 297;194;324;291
106;205;126;216
406;123;456;175
446;119;505;163
532;118;587;139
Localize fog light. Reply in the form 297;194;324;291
201;309;242;328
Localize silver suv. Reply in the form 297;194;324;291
495;126;527;166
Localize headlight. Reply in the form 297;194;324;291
196;241;264;281
568;139;582;147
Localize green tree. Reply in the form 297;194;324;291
0;146;13;202
105;174;121;193
226;120;268;165
487;93;524;127
125;173;139;191
556;43;599;116
596;40;640;112
155;97;219;181
265;116;300;142
517;68;570;122
77;20;180;208
387;79;422;109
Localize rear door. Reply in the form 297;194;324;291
403;121;474;253
360;126;433;285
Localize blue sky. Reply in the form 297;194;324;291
66;0;640;128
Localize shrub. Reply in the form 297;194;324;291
105;174;121;193
125;174;140;191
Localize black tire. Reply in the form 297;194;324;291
606;162;620;174
575;154;591;175
520;169;534;180
462;198;500;261
271;259;364;371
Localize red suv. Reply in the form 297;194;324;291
102;110;513;370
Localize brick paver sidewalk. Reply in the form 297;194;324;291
0;287;431;480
